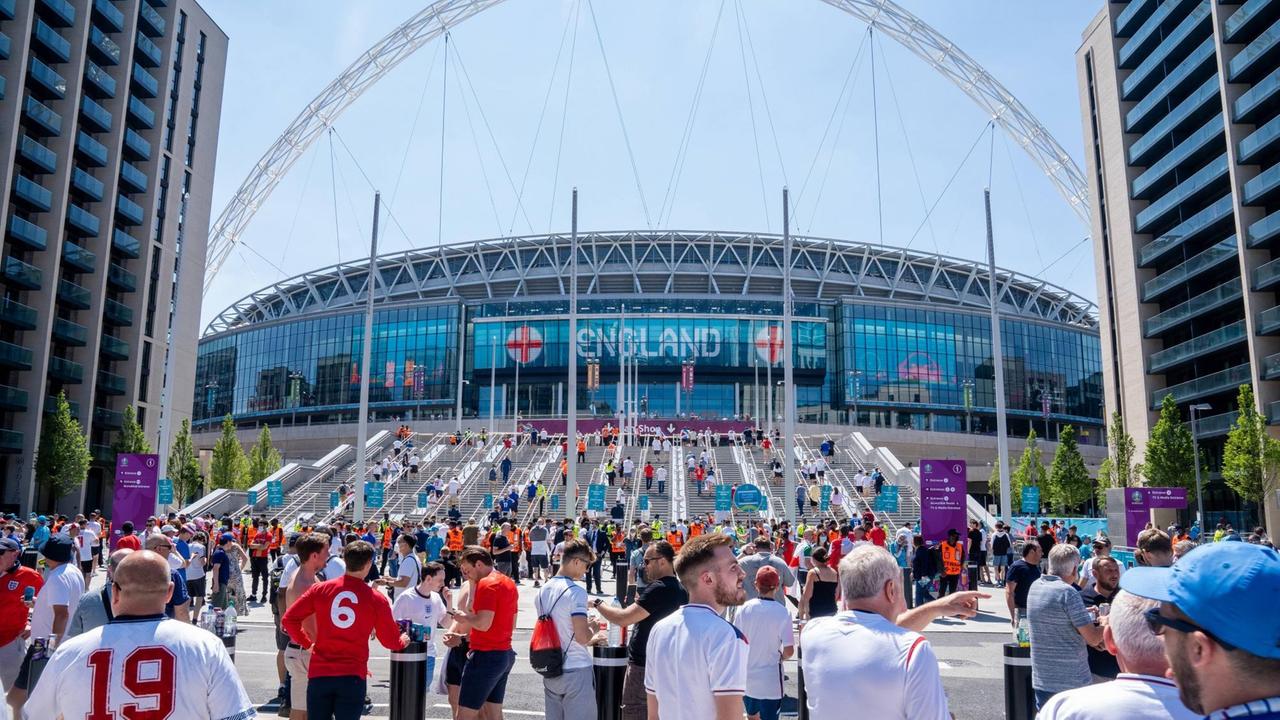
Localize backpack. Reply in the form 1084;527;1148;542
529;585;573;678
268;555;286;605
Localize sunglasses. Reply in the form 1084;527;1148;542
1143;607;1236;651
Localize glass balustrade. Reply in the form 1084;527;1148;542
1151;363;1252;408
1143;236;1236;301
1145;279;1243;336
1148;321;1246;373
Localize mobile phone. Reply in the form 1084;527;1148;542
23;586;35;603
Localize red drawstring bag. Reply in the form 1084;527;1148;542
529;587;571;678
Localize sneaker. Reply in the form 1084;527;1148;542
533;581;541;588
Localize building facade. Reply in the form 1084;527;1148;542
195;231;1105;444
0;0;226;515
1078;1;1280;525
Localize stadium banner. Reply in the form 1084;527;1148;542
111;453;158;550
1124;488;1187;546
920;459;967;544
521;418;752;436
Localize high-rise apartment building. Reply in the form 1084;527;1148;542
1078;0;1280;527
0;0;225;515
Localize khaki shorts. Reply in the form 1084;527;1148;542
284;645;311;711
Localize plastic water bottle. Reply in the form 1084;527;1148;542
606;599;622;646
224;606;238;638
198;604;213;631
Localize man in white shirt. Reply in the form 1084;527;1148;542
536;538;599;720
799;544;985;720
7;536;84;717
379;534;422;601
1037;590;1197;719
74;521;97;582
393;561;450;698
646;533;748;720
732;567;794;720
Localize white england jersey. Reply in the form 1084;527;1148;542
22;614;255;720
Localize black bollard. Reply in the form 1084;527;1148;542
795;621;808;720
221;632;236;662
390;640;429;720
593;645;627;720
614;561;628;603
1003;643;1034;720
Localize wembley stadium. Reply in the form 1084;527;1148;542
194;230;1104;443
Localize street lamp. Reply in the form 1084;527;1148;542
847;370;863;426
961;379;975;434
1189;402;1211;535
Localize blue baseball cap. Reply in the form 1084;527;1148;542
1120;542;1280;659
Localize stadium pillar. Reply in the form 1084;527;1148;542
782;188;796;526
567;189;578;521
354;192;380;525
986;188;1012;525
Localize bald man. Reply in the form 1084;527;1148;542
22;551;254;720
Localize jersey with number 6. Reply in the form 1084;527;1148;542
22;613;254;720
281;573;405;679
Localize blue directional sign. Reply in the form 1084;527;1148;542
367;481;385;507
483;494;493;509
267;480;284;508
819;484;832;511
550;494;560;511
330;491;340;509
157;478;174;505
417;492;430;509
587;484;606;511
875;485;899;513
715;484;732;512
733;484;763;512
1021;486;1040;514
639;495;650;511
247;490;258;507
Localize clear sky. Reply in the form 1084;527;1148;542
200;0;1103;327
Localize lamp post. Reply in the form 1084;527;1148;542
961;379;974;434
1189;402;1211;535
847;370;863;426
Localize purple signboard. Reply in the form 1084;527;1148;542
920;459;968;544
111;453;159;550
1124;487;1188;546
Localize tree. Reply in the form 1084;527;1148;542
209;415;247;490
1096;410;1140;511
35;391;92;508
167;419;203;504
111;405;151;456
1095;457;1113;511
1222;384;1280;505
246;425;282;485
986;457;1001;499
1011;428;1046;511
1144;394;1196;491
1047;425;1092;512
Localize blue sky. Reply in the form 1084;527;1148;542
201;0;1102;327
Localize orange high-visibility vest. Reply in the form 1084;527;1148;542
941;541;963;576
447;528;464;551
689;522;703;538
382;528;394;549
269;527;283;550
666;531;684;552
577;440;586;454
611;532;625;554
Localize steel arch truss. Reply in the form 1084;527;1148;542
204;231;1098;334
203;0;1090;295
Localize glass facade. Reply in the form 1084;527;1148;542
195;297;1103;443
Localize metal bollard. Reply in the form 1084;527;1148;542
593;645;627;720
614;562;628;603
795;621;808;720
390;640;429;720
1003;643;1034;720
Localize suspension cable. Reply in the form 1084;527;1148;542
278;142;321;274
903;120;993;251
734;0;770;232
548;0;583;231
737;2;788;189
806;31;871;232
870;26;882;247
875;35;937;252
1002;130;1046;269
438;31;449;246
389;39;444;217
586;0;653;229
330;127;423;250
328;128;342;263
451;43;506;237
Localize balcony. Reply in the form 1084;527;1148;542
88;26;119;66
18;136;57;174
23;96;62;135
1245;161;1280;205
0;31;8;60
93;0;124;32
1239;114;1280;166
1225;0;1280;43
0;0;12;21
1236;65;1280;125
123;128;150;160
1121;1;1212;102
1134;153;1230;234
112;228;141;259
98;370;126;395
12;175;53;213
58;279;92;309
138;2;165;37
37;0;75;28
1125;38;1217;134
8;215;48;251
28;57;67;99
127;96;154;128
1230;17;1280;82
119;161;147;193
1131;114;1224;201
94;406;123;428
84;61;116;98
134;32;161;68
65;204;100;237
0;384;28;411
1269;401;1280;425
0;341;33;370
71;168;104;202
33;19;70;62
1257;255;1280;291
62;241;97;273
52;317;87;346
1;257;43;290
1249;208;1280;248
100;333;129;360
103;298;133;326
1257;303;1280;334
1191;410;1239;439
49;395;81;418
49;355;84;383
1145;279;1243;337
131;63;158;98
90;443;114;463
107;263;136;292
0;430;23;453
1142;236;1237;302
76;131;108;167
116;195;144;226
0;297;37;330
1148;321;1247;373
1151;363;1252;409
80;97;112;132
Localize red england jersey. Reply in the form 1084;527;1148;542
281;574;406;678
469;571;518;651
0;564;42;645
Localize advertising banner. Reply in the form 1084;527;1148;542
111;453;158;550
522;418;752;437
367;482;384;507
920;459;967;544
734;484;763;513
1124;487;1188;546
875;485;899;513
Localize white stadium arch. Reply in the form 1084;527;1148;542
203;0;1090;294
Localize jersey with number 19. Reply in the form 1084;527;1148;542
281;573;406;678
21;613;254;720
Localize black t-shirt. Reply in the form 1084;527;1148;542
629;575;688;666
1006;559;1041;609
991;532;1011;556
967;529;984;559
1066;534;1082;548
1079;585;1120;679
1037;532;1056;555
491;534;510;557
